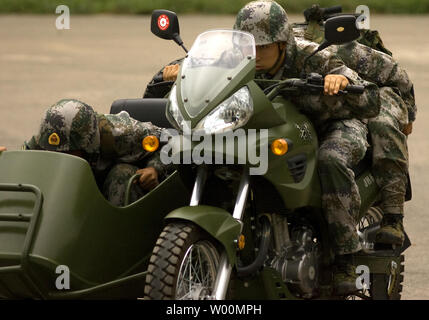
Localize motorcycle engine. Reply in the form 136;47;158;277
268;215;320;298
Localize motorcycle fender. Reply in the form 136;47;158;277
165;205;241;266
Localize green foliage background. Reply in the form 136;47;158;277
1;0;428;14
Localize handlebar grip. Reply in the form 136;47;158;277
323;5;342;16
345;85;365;94
153;74;164;83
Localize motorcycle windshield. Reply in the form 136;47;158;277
180;30;256;117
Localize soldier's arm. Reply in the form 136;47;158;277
337;42;417;122
306;48;381;119
326;55;381;118
294;77;380;122
301;41;357;80
104;112;170;180
341;79;381;119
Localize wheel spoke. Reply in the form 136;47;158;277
175;240;219;299
189;246;192;293
197;246;205;285
179;291;192;300
190;251;203;284
177;250;192;293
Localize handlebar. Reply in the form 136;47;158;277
345;85;365;94
265;77;365;100
153;74;165;83
323;5;342;16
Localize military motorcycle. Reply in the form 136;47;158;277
0;9;411;300
141;10;411;300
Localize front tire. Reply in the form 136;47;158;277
144;222;220;300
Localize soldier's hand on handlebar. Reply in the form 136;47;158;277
0;146;7;152
324;74;349;96
135;167;159;191
163;64;180;81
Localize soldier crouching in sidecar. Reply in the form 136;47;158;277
0;99;190;299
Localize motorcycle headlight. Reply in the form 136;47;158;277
195;86;253;134
168;85;188;131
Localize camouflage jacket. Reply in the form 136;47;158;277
292;27;417;122
333;41;416;122
24;111;169;179
257;30;380;131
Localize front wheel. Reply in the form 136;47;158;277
144;222;221;300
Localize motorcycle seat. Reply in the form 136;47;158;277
110;98;172;129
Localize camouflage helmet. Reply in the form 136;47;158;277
233;1;290;46
37;99;100;154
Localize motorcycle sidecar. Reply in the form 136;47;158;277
0;150;189;299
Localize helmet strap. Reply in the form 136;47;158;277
266;42;286;77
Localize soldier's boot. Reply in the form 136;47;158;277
375;214;405;245
333;254;358;296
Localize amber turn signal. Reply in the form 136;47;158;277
142;136;160;152
238;234;245;250
271;139;288;156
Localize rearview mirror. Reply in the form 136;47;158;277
301;14;360;77
324;15;360;45
151;10;188;52
151;10;180;40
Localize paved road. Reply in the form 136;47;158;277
0;14;428;299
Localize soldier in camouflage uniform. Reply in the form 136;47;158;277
233;0;380;294
23;99;170;206
143;0;380;294
292;22;416;245
335;42;415;245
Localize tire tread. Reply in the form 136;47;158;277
144;222;195;300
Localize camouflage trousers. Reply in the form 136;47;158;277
318;119;369;255
368;87;409;215
102;163;146;206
